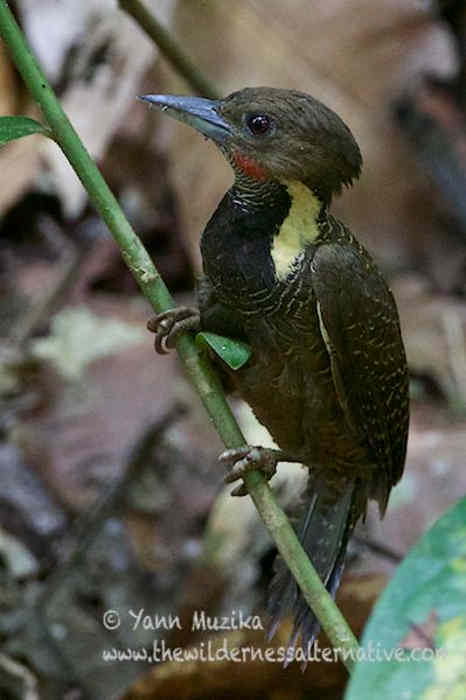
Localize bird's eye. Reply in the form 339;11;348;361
246;113;272;136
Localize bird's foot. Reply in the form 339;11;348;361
220;446;289;497
147;307;200;354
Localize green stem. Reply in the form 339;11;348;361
0;0;359;670
118;0;219;99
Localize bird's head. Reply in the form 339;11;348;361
140;87;362;205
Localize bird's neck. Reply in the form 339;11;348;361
270;179;323;279
231;174;327;280
201;174;326;303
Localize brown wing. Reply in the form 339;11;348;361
311;243;409;510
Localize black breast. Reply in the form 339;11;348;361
200;185;291;304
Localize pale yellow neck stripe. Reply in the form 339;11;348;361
270;180;322;279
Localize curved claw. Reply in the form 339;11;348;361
219;445;286;497
147;307;200;355
230;483;249;497
154;326;169;355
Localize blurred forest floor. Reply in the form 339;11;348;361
0;1;465;699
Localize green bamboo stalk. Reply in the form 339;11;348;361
0;0;359;670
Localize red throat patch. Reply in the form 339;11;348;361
232;150;268;181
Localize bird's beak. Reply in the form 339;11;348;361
138;94;231;144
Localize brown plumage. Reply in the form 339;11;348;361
142;87;410;650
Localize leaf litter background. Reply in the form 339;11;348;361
0;1;465;699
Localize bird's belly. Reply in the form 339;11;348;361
232;359;307;457
230;342;367;471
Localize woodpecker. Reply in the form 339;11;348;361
141;87;409;649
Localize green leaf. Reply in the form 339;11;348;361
346;497;466;700
0;116;49;145
196;331;252;370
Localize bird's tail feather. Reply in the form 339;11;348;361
268;475;358;655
